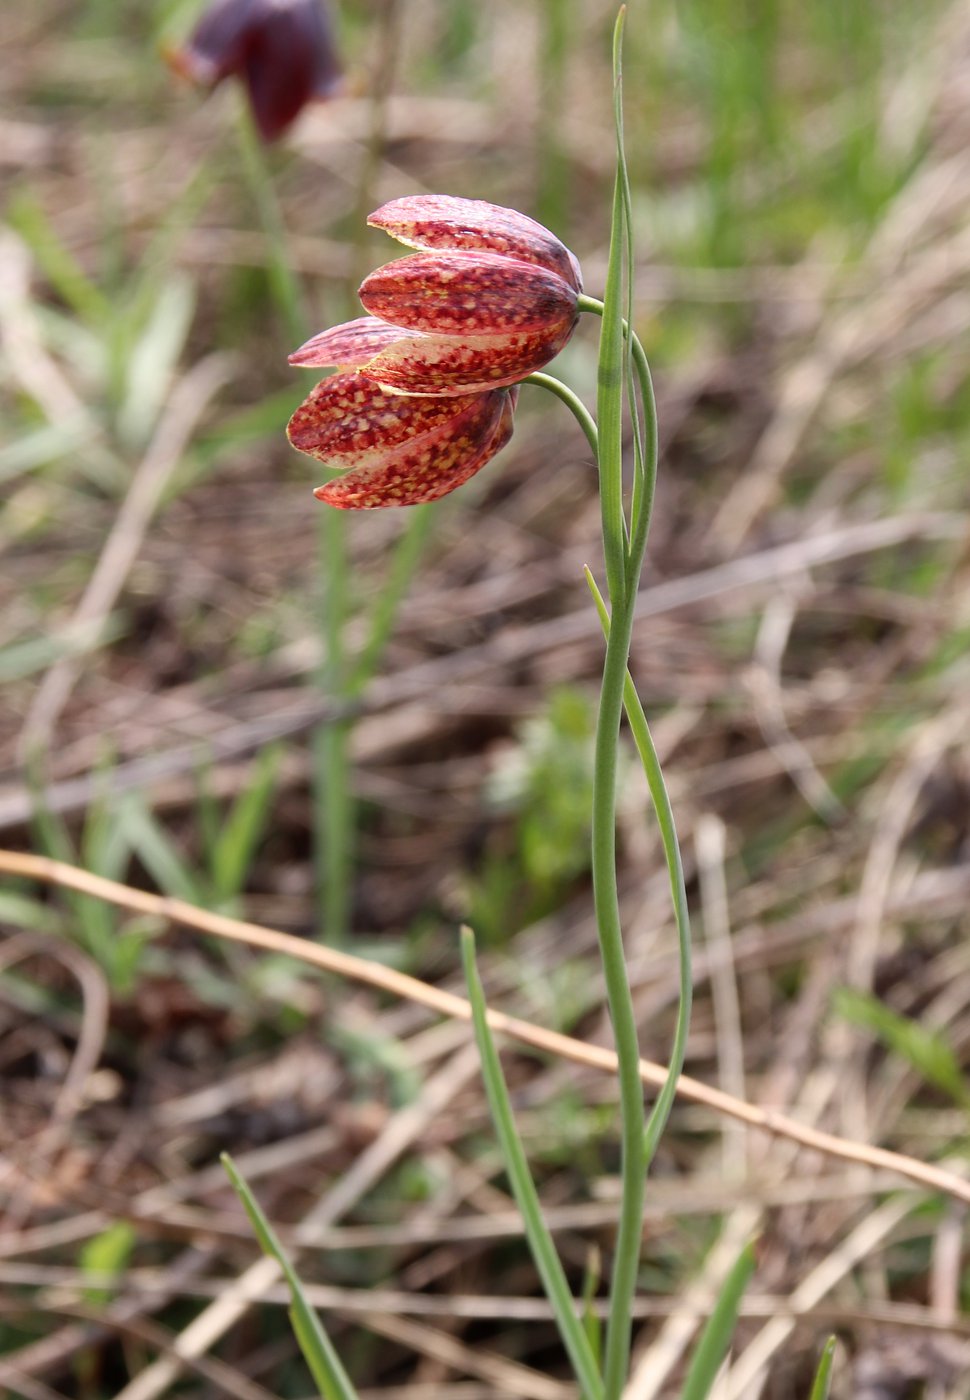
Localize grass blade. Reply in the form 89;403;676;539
211;744;282;904
807;1336;838;1400
678;1241;756;1400
221;1154;359;1400
460;927;604;1400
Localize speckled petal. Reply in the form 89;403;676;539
287;316;416;370
316;386;515;506
360;251;578;338
287;370;489;466
287;372;515;508
368;195;583;293
359;322;577;395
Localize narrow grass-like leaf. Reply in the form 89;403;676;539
0;418;92;484
834;986;970;1108
0;616;127;685
678;1241;756;1400
592;9;630;608
7;191;112;325
121;797;203;904
211;745;282;904
460;927;604;1400
117;273;196;449
584;566;692;1171
79;1221;136;1306
807;1336;838;1400
28;768;118;973
221;1154;359;1400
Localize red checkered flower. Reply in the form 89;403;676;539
168;0;342;142
289;195;583;396
287;372;517;510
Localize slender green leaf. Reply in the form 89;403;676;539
7;191;112;324
679;1242;756;1400
460;928;604;1400
807;1336;838;1400
116;274;196;449
834;986;970;1108
121;797;203;904
28;768;116;970
0;615;126;684
592;10;630;608
0;418;92;484
221;1155;359;1400
79;1222;136;1306
211;745;282;903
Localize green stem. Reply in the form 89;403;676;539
235;104;352;943
525;372;599;457
235;107;305;345
590;577;645;1397
578;300;659;622
585;569;692;1175
580;285;659;1393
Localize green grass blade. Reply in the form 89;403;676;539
7;190;112;325
221;1154;359;1400
807;1336;838;1400
833;986;970;1108
460;928;604;1400
678;1242;756;1400
211;744;282;904
121;796;203;904
116;273;196;449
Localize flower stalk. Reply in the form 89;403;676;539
279;13;693;1393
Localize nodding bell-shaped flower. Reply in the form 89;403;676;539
287;372;518;509
289;195;583;396
167;0;343;142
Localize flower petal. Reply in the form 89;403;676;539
368;195;583;292
288;316;412;369
290;376;515;509
316;386;515;506
172;0;259;85
360;251;578;338
287;370;490;466
359;323;577;395
170;0;343;138
243;0;343;140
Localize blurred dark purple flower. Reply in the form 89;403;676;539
168;0;343;142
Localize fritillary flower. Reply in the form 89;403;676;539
287;372;517;509
289;195;583;395
168;0;343;142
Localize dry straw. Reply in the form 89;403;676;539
2;846;968;1208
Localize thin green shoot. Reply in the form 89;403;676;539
678;1241;756;1400
222;1154;360;1400
460;927;605;1400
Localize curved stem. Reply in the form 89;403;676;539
525;372;599;457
